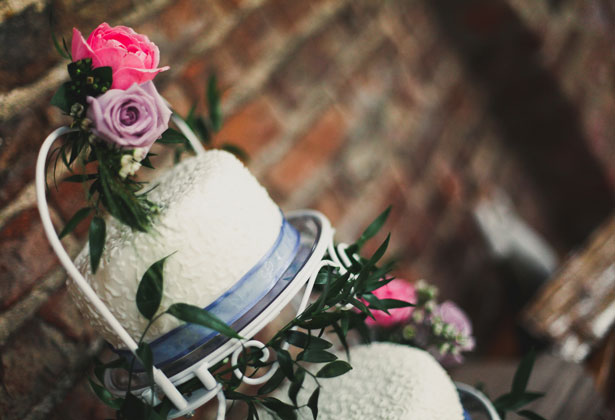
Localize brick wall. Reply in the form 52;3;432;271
0;0;613;418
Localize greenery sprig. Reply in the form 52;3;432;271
492;349;547;420
89;208;413;420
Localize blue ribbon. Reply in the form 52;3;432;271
117;216;300;367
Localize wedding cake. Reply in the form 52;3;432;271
71;150;285;347
261;342;465;420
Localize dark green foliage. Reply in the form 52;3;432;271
316;360;352;378
207;74;222;132
59;207;92;238
136;256;168;320
87;207;407;420
89;216;105;273
167;303;241;339
283;330;332;350
257;368;286;395
288;368;305;407
492;350;546;420
50;82;72;113
261;397;297;420
298;349;337;363
66;59;112;105
307;388;319;420
88;378;123;410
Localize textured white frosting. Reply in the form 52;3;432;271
70;150;282;347
261;342;464;420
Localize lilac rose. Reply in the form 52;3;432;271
86;81;171;150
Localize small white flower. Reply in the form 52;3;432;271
439;342;450;355
133;147;148;162
119;154;142;179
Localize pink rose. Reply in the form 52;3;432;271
72;23;169;90
86;81;171;150
365;279;416;328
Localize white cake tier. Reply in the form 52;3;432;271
70;150;282;347
261;342;464;420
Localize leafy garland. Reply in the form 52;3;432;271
90;208;415;420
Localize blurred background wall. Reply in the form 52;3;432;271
0;0;613;418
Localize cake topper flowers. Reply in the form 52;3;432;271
49;22;224;274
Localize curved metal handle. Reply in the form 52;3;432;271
35;126;190;412
456;382;501;420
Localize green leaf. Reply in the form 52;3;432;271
63;173;97;183
298;312;342;330
494;392;545;412
298;350;337;363
257;367;286;395
92;66;113;86
361;296;414;312
512;349;536;395
50;82;71;113
207;74;222;132
517;410;547;420
136;256;170;320
88;378;123;409
331;321;350;359
51;30;71;60
59;207;92;239
353;206;391;251
141;155;155;169
307;388;319;420
288;368;305;407
314;267;332;285
276;348;294;381
120;393;164;420
284;330;332;350
261;397;297;420
167;303;241;339
156;128;188;144
136;342;155;386
192;116;211;145
316;360;352;378
89;217;105;274
221;143;249;161
247;402;258;420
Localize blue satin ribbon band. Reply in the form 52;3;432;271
117;216;300;367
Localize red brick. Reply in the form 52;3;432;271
267;107;347;196
0;208;59;310
49;376;114;420
0;109;55;208
48;177;93;241
309;184;350;226
213;96;281;158
134;0;220;42
0;319;87;419
226;8;279;68
38;287;96;343
214;0;247;13
180;46;243;104
268;20;349;108
266;0;315;33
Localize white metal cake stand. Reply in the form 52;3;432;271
36;116;501;419
35;115;361;419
